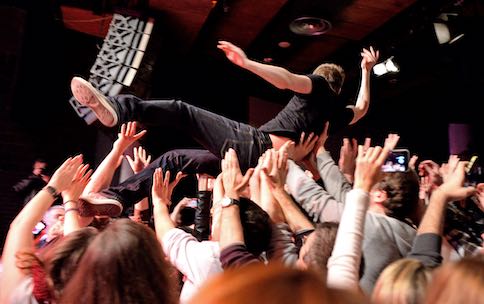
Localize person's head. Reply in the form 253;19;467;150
372;258;432;304
297;222;339;277
313;63;345;94
61;219;176;304
424;255;484;304
191;262;368;304
16;227;98;300
33;159;48;176
371;171;420;223
211;197;272;256
43;205;65;228
238;197;273;256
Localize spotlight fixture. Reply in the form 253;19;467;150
433;13;465;44
289;17;332;36
373;56;400;76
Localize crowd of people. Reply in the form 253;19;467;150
1;41;483;304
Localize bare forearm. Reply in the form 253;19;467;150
245;60;310;93
417;189;447;235
84;150;122;193
220;205;245;250
350;69;371;124
63;199;82;235
273;187;314;233
153;202;176;242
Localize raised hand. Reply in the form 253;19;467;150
221;148;254;198
126;146;152;174
62;163;93;201
437;160;476;202
353;145;390;192
262;148;289;191
217;41;249;67
151;168;185;206
287;132;318;161
360;46;379;71
48;155;84;193
383;133;400;151
339;138;358;181
112;121;147;154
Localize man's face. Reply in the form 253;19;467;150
33;161;47;176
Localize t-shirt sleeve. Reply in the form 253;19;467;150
297;74;332;100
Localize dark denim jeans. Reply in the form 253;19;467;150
103;95;273;208
103;149;220;208
109;95;273;172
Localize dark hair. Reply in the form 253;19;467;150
16;227;99;300
61;219;177;304
373;171;420;222
239;197;272;256
302;222;339;276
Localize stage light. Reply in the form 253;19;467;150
373;56;399;76
433;13;465;44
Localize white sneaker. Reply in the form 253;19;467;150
71;77;118;127
79;192;123;217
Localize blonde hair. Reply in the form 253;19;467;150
313;63;345;94
424;256;484;304
372;258;432;304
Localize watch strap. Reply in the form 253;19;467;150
43;185;61;199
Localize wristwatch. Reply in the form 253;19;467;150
43;185;61;199
220;197;240;208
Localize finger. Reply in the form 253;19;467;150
175;171;187;184
126;154;134;165
368;146;383;163
133;130;147;140
364;138;371;151
357;145;364;162
120;123;126;136
239;168;255;189
377;147;391;165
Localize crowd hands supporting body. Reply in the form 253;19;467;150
2;41;484;304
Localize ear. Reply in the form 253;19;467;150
370;189;387;204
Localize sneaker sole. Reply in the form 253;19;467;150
79;197;123;218
71;77;119;127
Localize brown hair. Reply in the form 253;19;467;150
16;227;99;300
302;222;339;277
373;171;420;223
313;63;345;94
372;258;432;304
60;219;177;304
191;263;369;304
424;255;484;304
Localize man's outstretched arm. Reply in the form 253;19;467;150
218;41;312;94
349;46;379;125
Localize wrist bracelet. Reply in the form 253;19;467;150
43;186;61;199
63;200;78;206
64;208;80;214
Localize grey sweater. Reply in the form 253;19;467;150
285;151;416;294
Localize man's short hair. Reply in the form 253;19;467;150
239;197;272;256
313;63;345;94
373;171;420;222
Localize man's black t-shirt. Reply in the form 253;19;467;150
258;74;354;142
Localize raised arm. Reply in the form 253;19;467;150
218;41;311;94
0;156;83;303
349;47;379;124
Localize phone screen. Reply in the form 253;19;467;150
382;149;409;173
32;221;47;237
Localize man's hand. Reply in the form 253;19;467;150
112;121;147;154
62;163;92;202
437;159;475;202
151;168;185;206
353;145;390;192
262;148;289;191
221;149;254;198
48;155;84;193
126;146;152;174
286;132;318;161
360;46;379;72
339;138;358;182
217;41;249;68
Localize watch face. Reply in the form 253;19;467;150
221;197;233;207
